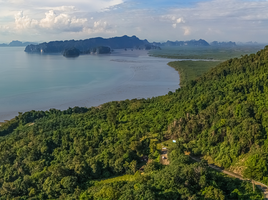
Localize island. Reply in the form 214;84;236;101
0;40;37;47
63;48;80;57
24;35;152;54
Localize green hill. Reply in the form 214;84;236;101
1;46;268;199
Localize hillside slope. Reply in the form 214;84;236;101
1;46;268;199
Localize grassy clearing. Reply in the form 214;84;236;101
168;60;222;87
96;174;137;185
158;139;177;150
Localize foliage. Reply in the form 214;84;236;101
1;46;268;198
63;48;80;57
80;150;263;200
168;61;222;87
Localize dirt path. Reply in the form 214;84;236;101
254;181;268;200
190;156;244;179
190;156;268;199
160;147;268;199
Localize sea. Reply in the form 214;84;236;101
0;47;180;121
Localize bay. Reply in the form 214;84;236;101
0;47;180;121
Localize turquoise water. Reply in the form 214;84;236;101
0;47;180;121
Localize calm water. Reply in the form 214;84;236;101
0;47;180;121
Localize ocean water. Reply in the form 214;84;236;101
0;47;180;121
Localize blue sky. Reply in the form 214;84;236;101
0;0;267;43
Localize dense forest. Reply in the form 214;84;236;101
1;46;268;199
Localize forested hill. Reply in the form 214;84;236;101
1;47;268;199
24;35;150;53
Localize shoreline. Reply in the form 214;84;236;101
0;49;223;124
0;49;180;123
0;48;224;124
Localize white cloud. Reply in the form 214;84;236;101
82;20;115;35
94;20;107;29
15;11;38;30
6;0;25;4
183;27;190;36
170;0;268;22
0;0;126;41
13;10;88;33
176;17;185;24
0;25;10;33
1;0;268;42
29;0;124;12
163;0;268;41
40;6;77;12
160;15;178;22
39;10;87;32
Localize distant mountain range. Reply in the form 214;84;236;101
237;41;260;46
0;40;38;47
25;35;153;53
152;39;210;47
210;41;236;47
153;39;236;47
24;36;240;54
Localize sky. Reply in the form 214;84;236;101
0;0;268;43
